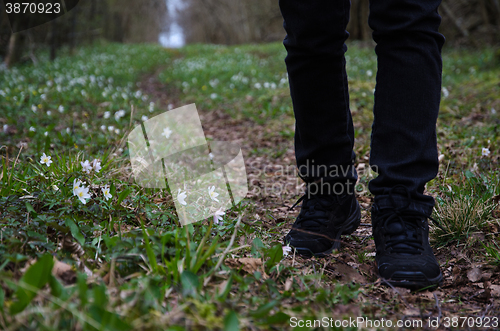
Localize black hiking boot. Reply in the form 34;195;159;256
284;179;361;257
371;186;443;290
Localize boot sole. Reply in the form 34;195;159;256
292;201;361;258
381;271;443;290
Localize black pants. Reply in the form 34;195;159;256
279;0;445;216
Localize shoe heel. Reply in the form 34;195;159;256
342;200;361;235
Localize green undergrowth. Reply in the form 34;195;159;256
0;40;499;330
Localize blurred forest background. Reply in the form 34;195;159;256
1;0;500;67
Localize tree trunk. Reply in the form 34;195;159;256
88;0;96;43
50;19;58;61
348;0;360;38
69;4;78;55
113;13;123;42
360;0;371;40
347;0;371;41
4;22;26;67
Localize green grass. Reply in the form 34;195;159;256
483;240;500;266
0;40;499;330
431;171;499;247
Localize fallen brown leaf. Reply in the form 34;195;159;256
467;267;482;283
490;284;500;297
284;277;293;292
419;291;437;301
52;259;77;285
217;279;229;294
357;263;377;281
334;263;366;284
481;272;493;281
225;257;266;277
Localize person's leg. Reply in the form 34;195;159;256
368;0;445;289
280;0;357;185
280;0;360;256
368;0;445;215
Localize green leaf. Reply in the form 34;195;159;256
266;311;290;324
250;300;278;318
180;270;199;297
102;234;119;249
25;201;37;216
48;275;63;298
77;273;88;307
465;170;475;179
0;288;4;311
116;188;131;206
265;243;283;270
193;235;220;273
10;254;54;315
251;237;265;257
65;218;85;246
89;305;132;331
140;220;158;273
0;259;10;272
224;310;240;331
93;283;107;307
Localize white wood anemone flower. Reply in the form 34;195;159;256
162;127;172;139
40;153;52;167
81;160;92;174
74;186;91;204
101;186;112;201
282;244;292;257
213;207;225;225
92;159;102;173
208;186;219;202
177;188;187;206
73;179;83;196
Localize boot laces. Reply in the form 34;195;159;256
378;208;426;254
377;185;443;255
289;182;344;232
